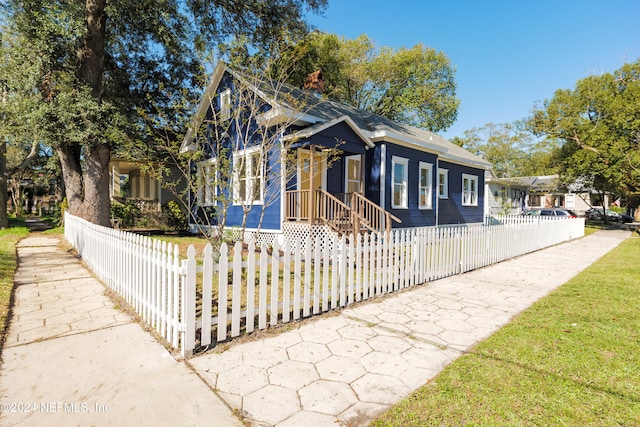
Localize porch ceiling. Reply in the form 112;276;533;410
110;160;139;174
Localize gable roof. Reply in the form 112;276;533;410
181;62;492;169
488;174;563;192
282;115;374;148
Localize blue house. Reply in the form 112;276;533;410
180;62;492;243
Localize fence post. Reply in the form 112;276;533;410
201;244;213;347
218;243;229;342
181;245;196;358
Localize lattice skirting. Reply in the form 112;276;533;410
282;222;339;253
190;222;339;252
188;224;278;246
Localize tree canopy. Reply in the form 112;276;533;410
451;122;560;178
0;0;326;226
528;60;640;204
277;32;459;132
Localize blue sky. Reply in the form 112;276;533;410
308;0;640;139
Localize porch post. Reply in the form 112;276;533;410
352;192;360;235
308;145;315;224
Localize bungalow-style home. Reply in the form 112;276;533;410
485;171;529;215
180;62;492;243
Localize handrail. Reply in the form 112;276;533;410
285;189;402;235
315;190;353;234
351;192;402;234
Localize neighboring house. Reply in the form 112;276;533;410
109;158;185;211
180;62;492;243
486;173;608;216
485;171;529;215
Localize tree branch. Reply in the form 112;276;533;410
571;129;600;153
8;139;39;174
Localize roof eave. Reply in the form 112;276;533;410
180;62;228;153
368;130;491;169
283;115;374;148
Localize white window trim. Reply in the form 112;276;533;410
438;168;449;199
391;156;409;209
233;146;264;206
220;89;231;121
418;162;433;210
197;159;218;207
344;154;362;194
462;173;479;206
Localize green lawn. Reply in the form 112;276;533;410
0;222;30;346
372;232;640;426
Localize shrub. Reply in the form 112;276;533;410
110;200;140;228
162;201;187;231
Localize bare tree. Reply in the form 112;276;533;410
135;61;325;256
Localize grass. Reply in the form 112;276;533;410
372;232;640;426
0;223;30;346
154;235;211;257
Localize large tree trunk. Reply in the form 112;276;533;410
59;0;111;227
78;0;106;98
78;142;111;226
58;142;111;227
58;143;84;215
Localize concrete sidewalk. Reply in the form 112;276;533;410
0;230;630;427
0;235;243;427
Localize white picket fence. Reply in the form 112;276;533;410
64;212;584;356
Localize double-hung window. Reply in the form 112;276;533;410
462;174;478;206
197;159;218;206
234;147;264;205
391;156;408;209
418;162;433;209
438;168;449;199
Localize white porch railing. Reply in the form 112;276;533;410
64;212;584;357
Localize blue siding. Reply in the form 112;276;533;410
191;71;283;232
381;144;438;227
307;121;369;154
365;145;382;205
437;161;485;224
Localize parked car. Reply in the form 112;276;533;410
585;208;633;223
524;208;577;218
585;208;602;220
619;212;634;223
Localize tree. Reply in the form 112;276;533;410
277;32;459;132
528;60;640;207
0;29;44;226
451;122;560;178
1;0;326;227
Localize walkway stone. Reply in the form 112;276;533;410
0;235;242;427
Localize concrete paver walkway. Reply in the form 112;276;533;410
0;229;630;427
0;235;242;427
188;229;630;426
